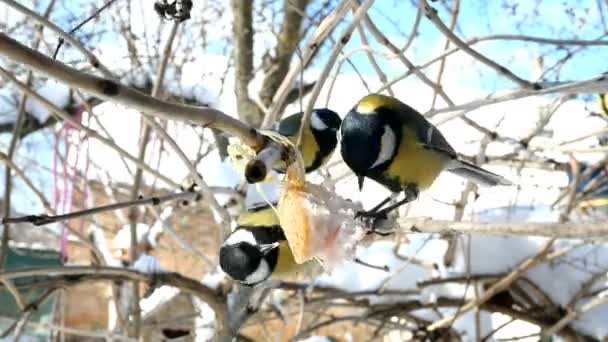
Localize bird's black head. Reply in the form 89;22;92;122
219;229;278;286
340;95;401;189
310;109;342;158
310;109;342;133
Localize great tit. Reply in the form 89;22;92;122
340;94;512;217
219;203;316;286
273;109;342;173
564;159;608;208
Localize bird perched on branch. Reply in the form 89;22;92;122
219;203;316;286
563;158;608;209
340;94;512;219
273;109;341;174
598;93;608;119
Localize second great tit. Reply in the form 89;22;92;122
273;109;342;173
219;203;316;286
340;94;512;218
598;93;608;119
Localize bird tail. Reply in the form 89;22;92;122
446;159;513;187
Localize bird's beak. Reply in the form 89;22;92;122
358;175;365;191
260;242;279;255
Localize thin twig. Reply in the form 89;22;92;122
2;191;197;226
400;0;426;52
262;0;353;128
0;0;113;77
424;3;535;89
0;64;181;188
362;11;455;107
53;0;120;58
426;238;555;331
0;0;56;270
430;0;459;109
297;0;376;147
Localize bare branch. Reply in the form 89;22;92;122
2;191;197;226
231;0;263;126
298;0;376;146
424;3;535;90
0;33;266;150
262;0;352;127
0;0;113;77
259;0;311;108
0;266;226;334
377;217;608;239
426;239;555;331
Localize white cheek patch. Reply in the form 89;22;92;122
310;111;328;131
245;259;270;284
223;229;257;247
370;125;397;169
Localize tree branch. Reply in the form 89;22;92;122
0;32;266;150
259;0;311;108
231;0;263;126
2;191;197;226
426;239;555;331
377;217;608;239
0;266;226;334
424;3;535;90
262;0;352;128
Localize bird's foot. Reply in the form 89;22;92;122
355;209;388;221
355;210;393;236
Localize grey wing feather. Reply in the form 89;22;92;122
446;159;513;186
397;101;456;156
277;113;303;137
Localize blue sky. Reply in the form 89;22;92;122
27;0;608;93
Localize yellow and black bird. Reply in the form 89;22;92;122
598;93;608;119
273;109;341;173
340;94;512;218
219;203;316;286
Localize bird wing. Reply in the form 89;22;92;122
277;112;303;137
396;101;457;158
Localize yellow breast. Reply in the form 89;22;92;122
287;127;320;170
273;241;318;275
385;126;444;190
237;207;279;226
